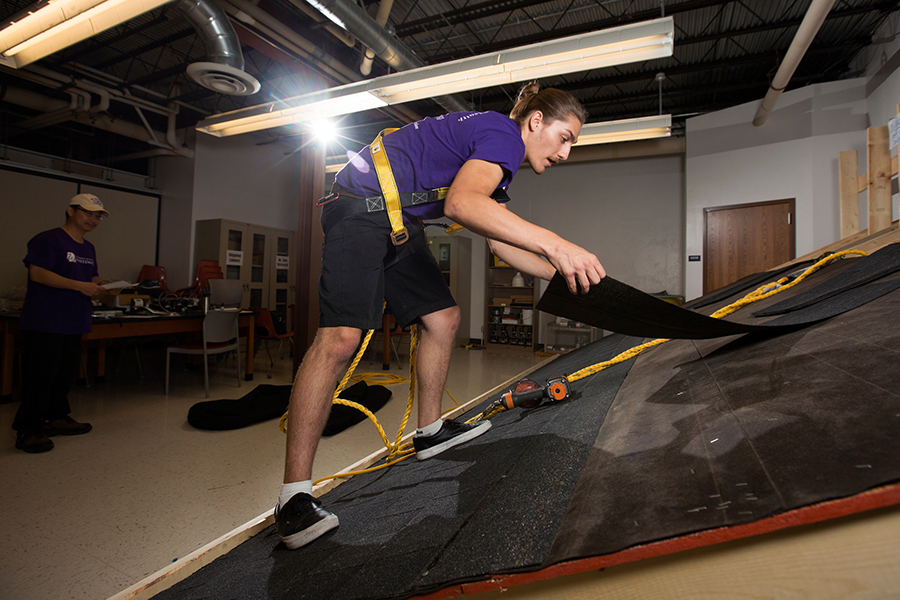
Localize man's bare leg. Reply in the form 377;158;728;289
412;306;491;460
284;326;362;483
415;306;460;427
276;326;362;549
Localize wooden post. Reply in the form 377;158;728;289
867;126;892;234
294;137;325;373
838;150;860;238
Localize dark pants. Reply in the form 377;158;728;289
13;330;81;434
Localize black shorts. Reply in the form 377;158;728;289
318;199;456;330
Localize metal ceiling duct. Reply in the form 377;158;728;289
360;0;394;76
304;0;470;113
753;0;836;127
177;0;261;96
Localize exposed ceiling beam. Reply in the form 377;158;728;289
93;29;196;70
419;1;892;64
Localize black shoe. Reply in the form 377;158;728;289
275;493;339;550
16;432;54;453
413;419;491;460
43;416;92;437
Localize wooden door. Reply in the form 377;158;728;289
703;199;795;295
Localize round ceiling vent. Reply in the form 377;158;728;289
186;62;261;96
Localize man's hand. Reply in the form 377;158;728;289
77;281;105;298
545;240;606;294
443;159;606;293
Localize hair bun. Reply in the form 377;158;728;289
515;81;540;103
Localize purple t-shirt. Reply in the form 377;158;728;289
336;111;525;220
19;228;98;335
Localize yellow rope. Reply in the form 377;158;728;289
390;326;418;460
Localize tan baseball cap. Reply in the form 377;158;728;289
69;193;109;218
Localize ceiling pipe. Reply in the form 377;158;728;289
753;0;836;127
304;0;470;113
16;92;85;129
222;0;422;123
24;64;177;116
221;0;359;82
67;62;210;116
284;0;357;48
175;0;261;95
1;85;186;155
359;0;393;76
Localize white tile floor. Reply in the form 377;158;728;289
0;339;544;600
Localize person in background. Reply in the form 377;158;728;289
274;82;605;549
13;193;117;453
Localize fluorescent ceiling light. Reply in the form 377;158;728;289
0;0;174;68
577;115;671;145
197;17;674;137
200;90;388;137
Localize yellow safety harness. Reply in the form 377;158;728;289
370;128;463;242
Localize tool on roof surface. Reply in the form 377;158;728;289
475;376;571;422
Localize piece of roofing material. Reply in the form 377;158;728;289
536;243;900;340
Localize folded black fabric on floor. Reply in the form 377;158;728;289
188;384;290;430
754;242;900;316
187;382;391;434
323;381;392;437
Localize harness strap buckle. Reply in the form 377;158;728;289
391;227;409;246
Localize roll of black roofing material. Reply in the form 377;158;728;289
537;258;900;340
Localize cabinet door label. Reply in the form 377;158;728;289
226;250;243;266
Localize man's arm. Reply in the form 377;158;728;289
30;265;105;298
488;238;555;281
444;159;606;294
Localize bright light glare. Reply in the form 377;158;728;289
310;119;337;142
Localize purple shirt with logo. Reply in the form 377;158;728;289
20;228;98;335
336;111;525;220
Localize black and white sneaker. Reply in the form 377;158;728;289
275;493;339;550
413;419;492;460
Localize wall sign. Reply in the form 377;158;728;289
890;114;900;148
226;250;243;266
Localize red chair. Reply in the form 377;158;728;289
175;261;224;298
137;265;169;291
255;308;293;378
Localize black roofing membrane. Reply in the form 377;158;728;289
154;245;900;600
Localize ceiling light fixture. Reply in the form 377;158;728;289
0;0;175;68
197;17;674;137
577;115;671;146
